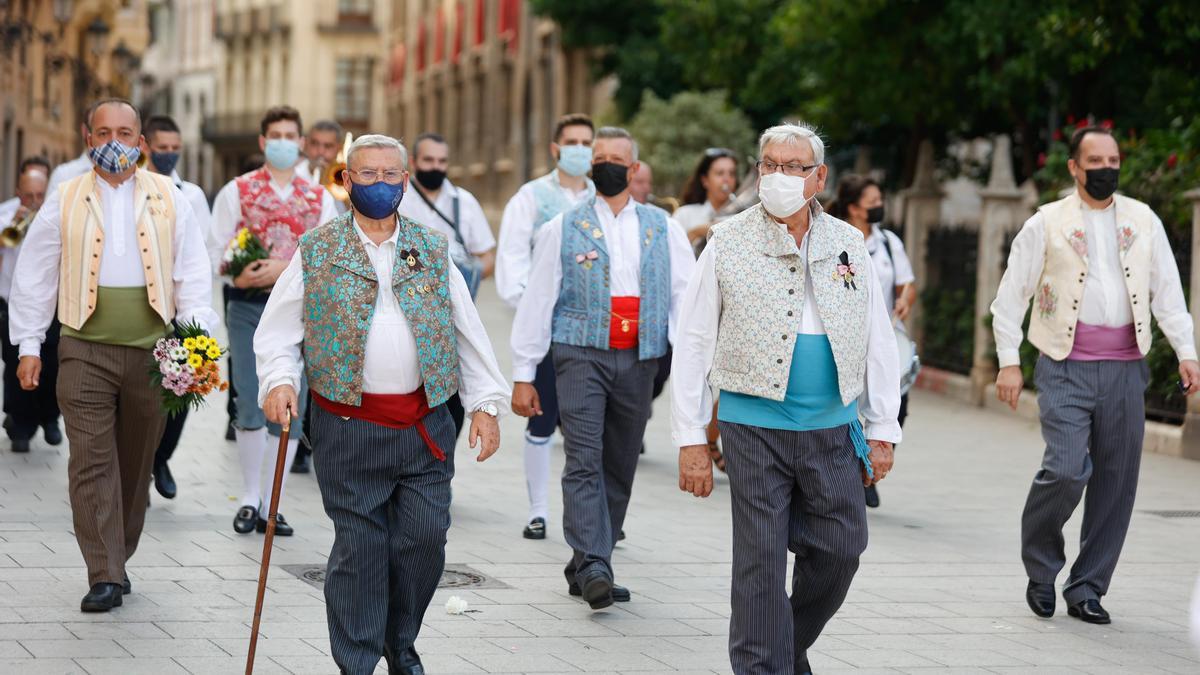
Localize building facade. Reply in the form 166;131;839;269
0;0;148;196
206;0;391;185
140;0;219;193
388;0;609;213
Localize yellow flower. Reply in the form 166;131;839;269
236;228;249;249
187;354;203;370
206;346;221;359
195;335;210;350
182;337;197;351
208;337;221;350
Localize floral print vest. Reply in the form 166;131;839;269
298;212;459;407
235;167;326;261
1028;192;1156;360
530;170;596;234
550;198;670;361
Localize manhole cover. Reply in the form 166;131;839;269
1143;510;1200;518
281;563;509;590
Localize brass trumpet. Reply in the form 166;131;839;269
1;209;35;247
321;132;353;204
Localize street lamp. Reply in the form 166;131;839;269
86;17;110;58
53;0;75;26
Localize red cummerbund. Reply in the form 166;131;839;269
311;389;446;461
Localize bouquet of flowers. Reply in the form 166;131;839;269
150;322;229;415
220;227;271;279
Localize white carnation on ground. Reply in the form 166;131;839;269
444;596;468;615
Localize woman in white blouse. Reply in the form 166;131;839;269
674;148;741;237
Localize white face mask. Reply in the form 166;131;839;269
758;170;816;218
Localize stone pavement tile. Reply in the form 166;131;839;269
693;602;731;618
62;622;171;640
0;639;32;657
208;637;320;658
1079;667;1178;675
74;657;190;674
116;638;227;657
844;617;957;635
572;636;694;653
853;602;964;618
527;603;601;620
819;617;883;635
174;655;292;674
445;603;559;621
1081;647;1200;670
824;634;943;651
255;620;333;639
896;668;995;675
555;650;681;672
931;600;1030;617
661;635;729;654
299;636;331;655
0;658;85;674
986;668;1105;675
643;649;736;671
155;621;252;639
20;639;129;658
484;636;588;655
922;616;1043;634
505;618;623;638
819;649;942;668
459;652;581;673
908;648;1034;667
675;618;729;635
0;567;59;582
411;636;513;655
0;623;76;640
423;619;534;638
603;617;711;637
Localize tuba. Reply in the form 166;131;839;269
1;208;35;247
320;132;354;204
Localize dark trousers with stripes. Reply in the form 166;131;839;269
720;421;868;675
1022;356;1147;605
310;403;455;675
554;343;656;583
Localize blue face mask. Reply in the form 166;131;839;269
150;151;181;176
264;138;300;170
88;139;141;175
348;179;405;219
557;144;592;177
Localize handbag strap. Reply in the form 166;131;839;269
414;185;466;248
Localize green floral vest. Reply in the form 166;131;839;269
299;212;459;407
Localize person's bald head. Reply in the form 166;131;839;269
16;168;48;212
630;161;653;204
86;98;143;150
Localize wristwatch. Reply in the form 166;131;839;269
476;402;499;417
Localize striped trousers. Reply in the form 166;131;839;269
720;421;868;675
554;343;657;583
56;337;167;586
310;403;455;675
1022;356;1147;605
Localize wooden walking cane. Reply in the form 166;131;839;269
245;409;292;675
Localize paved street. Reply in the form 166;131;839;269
1;279;1199;674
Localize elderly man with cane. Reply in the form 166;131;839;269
254;134;508;675
671;123;900;675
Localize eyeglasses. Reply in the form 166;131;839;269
755;160;817;177
349;168;405;185
705;147;735;158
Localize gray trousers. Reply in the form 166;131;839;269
1022;356;1147;605
721;421;868;675
554;343;657;583
310;404;455;675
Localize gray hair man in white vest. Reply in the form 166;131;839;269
671;122;901;675
992;124;1198;626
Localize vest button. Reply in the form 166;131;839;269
781;335;787;340
788;289;795;295
777;359;783;364
787;311;793;317
773;383;780;388
790;267;796;273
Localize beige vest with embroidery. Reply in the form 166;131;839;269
57;169;177;330
1028;192;1156;360
709;204;870;405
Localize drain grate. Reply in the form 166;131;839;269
281;563;510;590
1143;510;1200;518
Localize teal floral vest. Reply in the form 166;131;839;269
299;212;459;407
550;198;670;361
530;170;595;233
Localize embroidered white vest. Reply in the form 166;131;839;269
709;204;870;405
57;170;177;330
1028;192;1155;360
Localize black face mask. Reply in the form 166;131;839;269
1083;167;1119;201
866;205;885;223
415;169;446;191
592;162;630;197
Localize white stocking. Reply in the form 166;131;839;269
236;427;269;509
524;433;552;522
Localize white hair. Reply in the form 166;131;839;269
346;134;408;168
595;126;639;162
758;122;825;166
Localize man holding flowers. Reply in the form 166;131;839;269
8;99;219;612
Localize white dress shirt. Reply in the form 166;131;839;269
253;219;511;413
170;170;213;241
509;196;696;383
46;152;93;197
673;201;718;231
495;174;593;308
992;203;1197;368
9;170;219;357
0;198;21;301
208;172;339;279
670;225;902;447
865;225;916;318
397;180;496;262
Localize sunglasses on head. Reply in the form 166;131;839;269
705;147;735;158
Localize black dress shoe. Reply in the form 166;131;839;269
618;529;626;542
387;646;425;675
42;422;63;446
864;485;880;508
11;438;29;453
225;421;236;441
122;574;131;595
1067;598;1111;624
1026;580;1055;618
80;583;123;612
523;517;546;540
153;463;177;499
290;451;310;474
569;581;631;602
233;505;259;534
257;512;294;536
580;572;614;610
797;653;813;675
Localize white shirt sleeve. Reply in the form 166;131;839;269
990;212;1047;369
209;180;241;278
318;189;339;226
9;188;63;357
458;189;496;255
183;183;212;242
859;254;903;444
495;187;537;309
670;240;721;447
1148;213;1198;362
510;214;564;382
446;252;511;412
169;186;219;332
254;251;306;406
887;231;916;286
665;216;697;345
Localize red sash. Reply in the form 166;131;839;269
311;389;446;461
609;296;640;350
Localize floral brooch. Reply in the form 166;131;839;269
400;248;424;272
575;250;599;270
832;251;858;290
